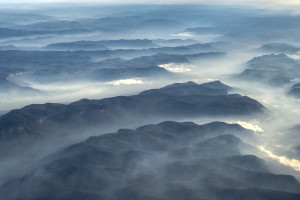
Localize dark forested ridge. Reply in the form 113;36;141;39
1;121;300;200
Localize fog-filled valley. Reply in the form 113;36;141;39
1;2;300;200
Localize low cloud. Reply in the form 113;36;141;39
259;146;300;172
104;78;144;86
158;63;192;73
234;121;264;133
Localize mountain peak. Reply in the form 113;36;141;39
140;80;231;96
163;81;198;88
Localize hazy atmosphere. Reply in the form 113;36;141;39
0;1;300;200
1;0;300;4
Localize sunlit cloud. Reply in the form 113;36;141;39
170;32;195;38
158;63;191;73
287;52;300;60
104;78;144;86
235;121;264;133
259;146;300;172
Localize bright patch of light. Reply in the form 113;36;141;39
170;32;195;38
287;52;300;60
206;78;219;82
158;63;191;73
24;82;89;92
259;146;300;172
235;121;264;132
105;78;144;86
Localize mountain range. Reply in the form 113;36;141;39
0;81;265;158
1;121;299;200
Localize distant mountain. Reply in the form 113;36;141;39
0;26;89;39
45;39;157;50
0;50;223;85
247;54;298;71
0;77;39;94
0;45;18;50
259;43;300;54
73;81;264;117
0;27;31;38
234;54;300;86
47;42;109;51
0;50;91;68
90;52;224;70
283;125;300;159
0;47;222;69
44;42;220;59
0;16;183;39
26;16;181;32
143;18;181;28
88;66;170;81
153;39;199;46
1;121;299;200
44;41;220;59
18;20;84;31
140;80;232;96
288;83;300;98
0;12;51;27
122;53;189;66
184;26;223;34
95;16;182;32
0;81;264;157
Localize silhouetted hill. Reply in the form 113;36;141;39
259;43;300;54
0;45;18;50
0;16;183;39
88;66;170;81
1;121;299;200
0;50;223;84
235;54;300;86
140;81;232;96
46;39;156;50
0;77;39;94
288;83;300;98
0;81;264;157
184;26;222;34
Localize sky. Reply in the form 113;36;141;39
0;0;300;5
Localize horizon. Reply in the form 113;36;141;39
0;0;299;5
